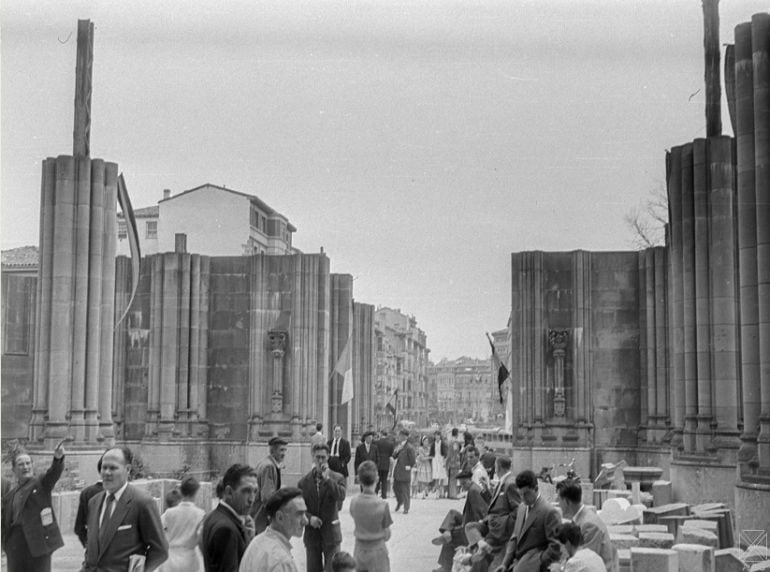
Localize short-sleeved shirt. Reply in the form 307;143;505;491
349;491;393;545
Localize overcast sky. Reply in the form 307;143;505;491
2;0;765;360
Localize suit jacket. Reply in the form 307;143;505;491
391;442;416;482
251;455;281;532
505;495;561;572
374;438;395;471
573;505;618;572
1;455;64;559
200;503;248;572
297;468;346;548
484;472;521;546
75;481;104;547
354;443;380;474
327;438;352;477
81;484;168;572
463;483;489;525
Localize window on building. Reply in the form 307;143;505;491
3;275;34;355
146;220;157;239
117;220;127;239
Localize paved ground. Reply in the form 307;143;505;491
4;494;462;571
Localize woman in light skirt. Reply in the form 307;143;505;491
429;430;448;498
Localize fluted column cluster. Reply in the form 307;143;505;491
666;136;741;456
144;251;210;439
352;302;376;436
729;14;770;469
638;246;669;442
31;156;119;446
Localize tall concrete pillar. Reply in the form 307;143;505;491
572;250;591;425
752;13;770;470
708;136;741;449
644;249;657;430
146;255;163;437
667;147;685;444
654;246;669;430
693;139;713;451
680;143;698;452
735;20;761;461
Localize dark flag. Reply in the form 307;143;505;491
486;332;510;404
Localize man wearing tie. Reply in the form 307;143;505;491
81;446;168;572
327;425;351;480
496;470;560;572
354;431;380;476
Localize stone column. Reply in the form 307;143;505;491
533;252;545;424
572;250;591;424
667;147;685;445
693;138;713;451
511;253;523;434
268;331;287;413
645;249;657;430
548;330;568;418
654;246;669;431
680;143;698;452
735;20;760;462
146;255;163;437
708;136;741;450
753;13;770;469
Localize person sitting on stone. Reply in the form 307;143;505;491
432;469;489;572
554;522;606;572
556;479;617;572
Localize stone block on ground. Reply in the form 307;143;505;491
652;480;673;507
714;548;747;572
638;532;676;549
683;519;720;535
618;548;631;572
636;524;669;534
750;561;770;572
676;526;719;548
631;481;642;504
644;502;689;522
656;514;692;537
672;543;715;572
609;525;635;535
745;546;770;562
629;547;678;572
611;533;640;550
690;502;725;513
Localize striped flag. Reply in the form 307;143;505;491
486;332;510;404
334;336;354;404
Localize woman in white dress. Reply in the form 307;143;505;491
429;430;448;498
159;476;206;572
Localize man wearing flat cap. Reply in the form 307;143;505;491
239;487;308;572
354;431;379;477
432;470;489;572
252;437;289;535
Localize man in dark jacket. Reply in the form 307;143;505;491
200;463;258;572
327;425;351;479
297;443;346;572
74;454;105;547
354;431;380;476
391;430;416;514
374;430;395;499
1;439;66;572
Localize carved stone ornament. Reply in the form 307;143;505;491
268;331;288;357
553;387;566;417
548;329;569;352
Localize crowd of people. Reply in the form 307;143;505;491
1;425;617;572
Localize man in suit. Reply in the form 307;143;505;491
251;436;289;534
391;430;416;514
432;470;489;572
327;425;351;480
75;454;105;548
354;431;379;476
1;439;66;572
200;463;258;572
472;455;521;571
297;443;346;572
374;430;395;499
81;446;168;572
556;479;618;572
496;470;560;572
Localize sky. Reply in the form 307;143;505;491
1;0;766;361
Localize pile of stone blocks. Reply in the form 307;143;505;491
599;497;645;525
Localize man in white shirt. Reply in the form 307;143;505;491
555;522;607;572
239;488;308;572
